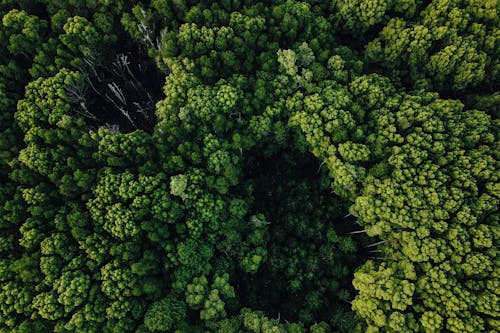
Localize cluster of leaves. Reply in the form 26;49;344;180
1;1;498;333
286;52;499;331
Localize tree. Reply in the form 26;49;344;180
144;295;186;332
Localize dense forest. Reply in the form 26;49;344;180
0;0;498;332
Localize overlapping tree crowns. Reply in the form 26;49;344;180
0;3;166;331
0;1;164;134
0;6;47;249
363;0;499;97
123;0;336;81
2;28;368;333
281;41;499;332
1;1;499;333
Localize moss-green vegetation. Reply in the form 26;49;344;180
0;1;498;332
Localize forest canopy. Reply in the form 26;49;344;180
0;1;498;332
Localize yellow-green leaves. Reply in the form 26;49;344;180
170;174;188;199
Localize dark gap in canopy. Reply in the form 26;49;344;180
233;143;372;331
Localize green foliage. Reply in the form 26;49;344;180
144;294;186;331
0;1;498;333
364;0;499;94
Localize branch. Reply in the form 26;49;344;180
365;240;386;248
